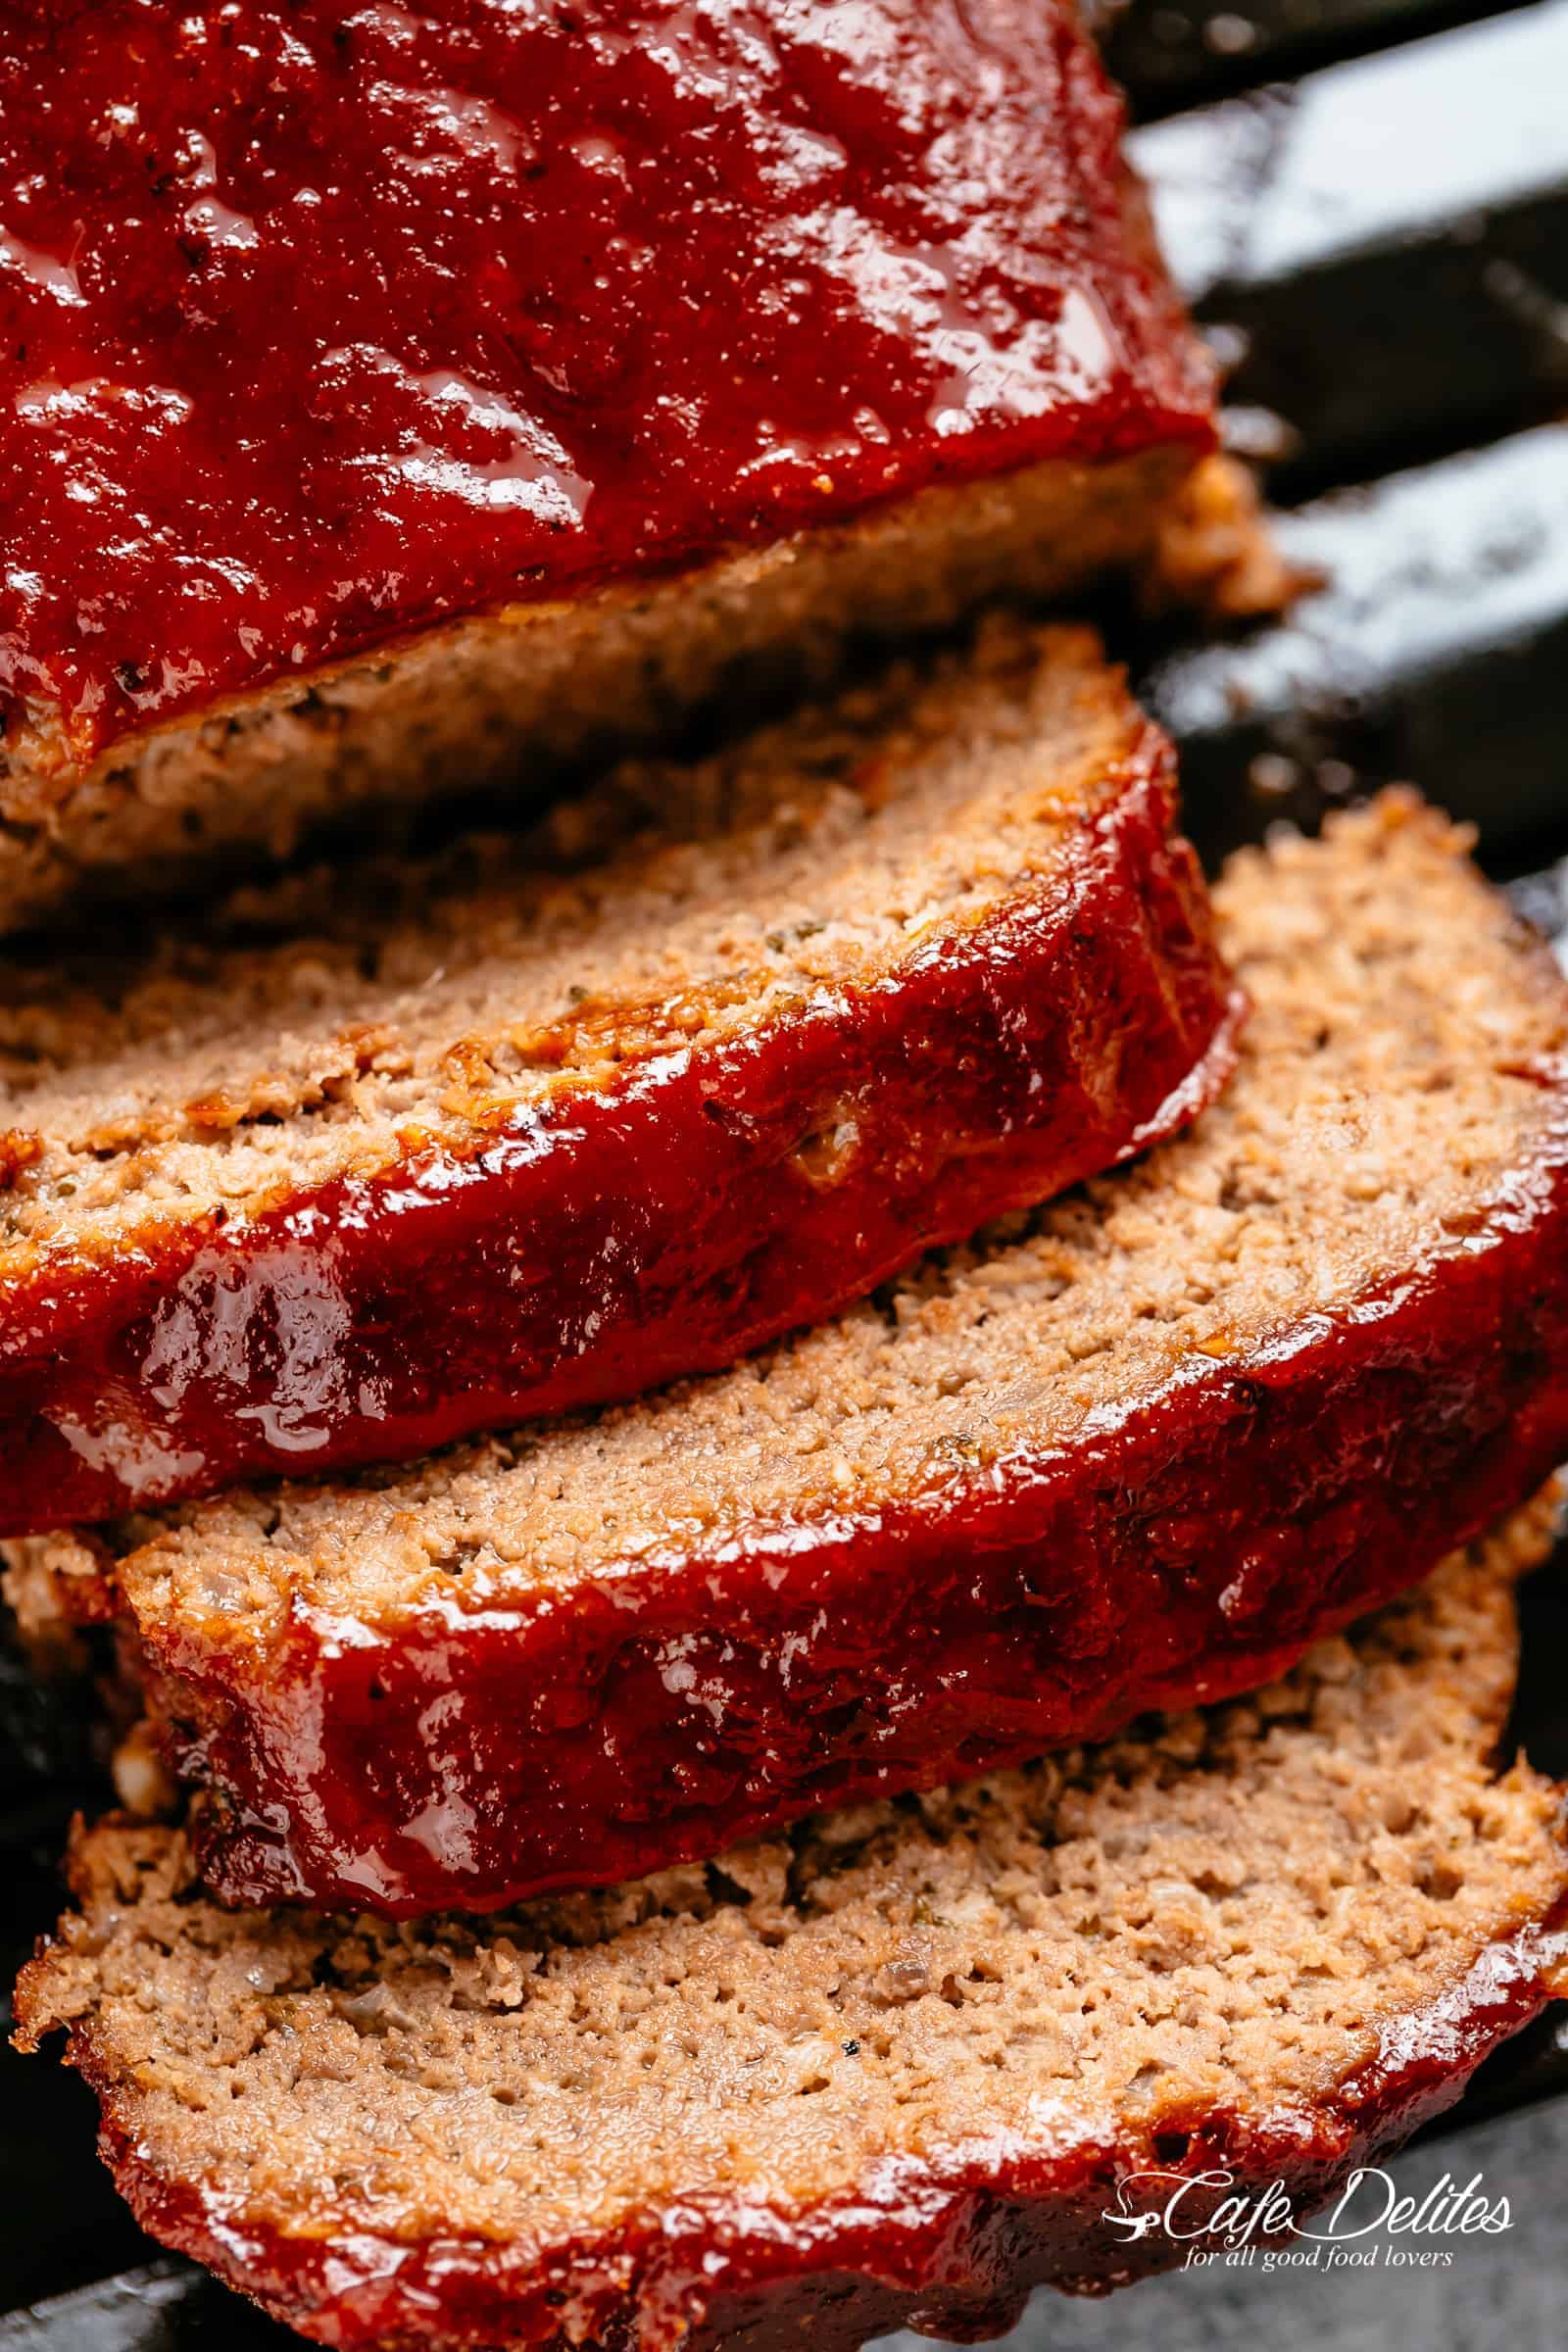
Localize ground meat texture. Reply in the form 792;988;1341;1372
10;795;1568;1916
0;0;1214;930
17;1504;1568;2350
0;619;1238;1530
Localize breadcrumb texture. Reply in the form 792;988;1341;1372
0;0;1218;928
19;1507;1568;2351
0;443;1202;936
0;618;1237;1528
15;796;1568;1916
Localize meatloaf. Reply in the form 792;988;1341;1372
0;0;1215;929
18;1502;1568;2350
13;794;1568;1916
0;619;1239;1533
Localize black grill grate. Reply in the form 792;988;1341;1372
5;1;1568;2340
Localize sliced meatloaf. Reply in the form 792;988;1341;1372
12;794;1568;1916
0;0;1214;929
18;1504;1568;2350
0;619;1239;1533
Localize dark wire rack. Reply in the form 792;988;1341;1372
5;0;1568;2339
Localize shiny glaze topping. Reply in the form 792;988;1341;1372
0;754;1236;1531
0;0;1210;763
172;1145;1568;1913
59;1915;1568;2349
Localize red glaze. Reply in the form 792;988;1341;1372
0;751;1238;1531
155;1091;1568;1915
0;0;1212;768
55;1918;1568;2348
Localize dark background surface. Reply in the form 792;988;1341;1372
5;0;1568;2340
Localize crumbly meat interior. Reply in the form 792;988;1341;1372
0;619;1139;1258
20;1502;1567;2259
0;442;1210;940
86;795;1568;1640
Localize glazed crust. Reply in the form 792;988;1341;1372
21;1505;1568;2352
0;0;1214;928
20;1526;1568;2352
0;675;1237;1535
174;1154;1568;1912
59;1921;1565;2351
20;802;1568;1917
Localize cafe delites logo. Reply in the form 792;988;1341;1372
1102;2164;1514;2274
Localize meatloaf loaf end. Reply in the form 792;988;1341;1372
18;1505;1568;2351
13;794;1568;1916
0;0;1215;930
0;619;1240;1532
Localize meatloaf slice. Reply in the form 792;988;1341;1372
0;0;1214;931
18;1504;1568;2350
0;619;1239;1533
13;793;1568;1917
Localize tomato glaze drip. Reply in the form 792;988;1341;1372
0;0;1210;763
